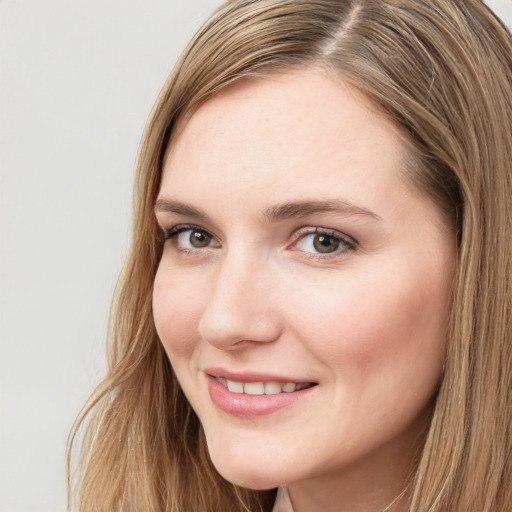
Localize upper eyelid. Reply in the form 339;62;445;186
154;211;214;230
291;226;357;245
158;221;357;250
163;223;211;235
161;223;221;247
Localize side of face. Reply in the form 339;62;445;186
152;70;455;493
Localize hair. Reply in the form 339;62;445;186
67;1;512;511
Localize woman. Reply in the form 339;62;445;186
68;1;512;511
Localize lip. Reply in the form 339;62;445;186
205;367;314;384
205;368;317;418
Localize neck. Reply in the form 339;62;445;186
287;470;409;512
285;419;425;512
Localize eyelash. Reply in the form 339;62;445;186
161;224;218;252
160;224;357;259
289;227;357;260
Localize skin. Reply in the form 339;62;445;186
153;69;456;512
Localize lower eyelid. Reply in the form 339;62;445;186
160;224;355;256
163;225;221;252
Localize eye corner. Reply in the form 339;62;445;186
161;224;221;252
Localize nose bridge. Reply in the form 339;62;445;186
198;246;280;348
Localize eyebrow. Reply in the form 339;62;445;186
154;199;209;220
264;199;381;221
154;198;381;222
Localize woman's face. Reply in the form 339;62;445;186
153;70;455;495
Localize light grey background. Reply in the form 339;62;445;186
1;1;511;511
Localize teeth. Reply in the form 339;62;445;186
227;379;244;393
244;382;265;395
223;378;311;395
264;382;282;395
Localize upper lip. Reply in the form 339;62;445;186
205;367;316;384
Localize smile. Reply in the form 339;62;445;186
215;377;314;395
206;373;317;417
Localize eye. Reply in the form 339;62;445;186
292;228;356;256
163;225;219;251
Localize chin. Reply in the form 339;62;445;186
208;448;285;490
217;467;282;491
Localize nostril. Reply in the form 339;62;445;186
198;307;282;349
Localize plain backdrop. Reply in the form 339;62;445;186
1;1;511;511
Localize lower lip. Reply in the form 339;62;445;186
207;376;315;418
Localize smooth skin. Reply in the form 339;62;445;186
153;69;455;512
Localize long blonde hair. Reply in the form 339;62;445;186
68;1;512;510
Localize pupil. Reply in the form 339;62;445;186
190;231;210;248
314;234;339;253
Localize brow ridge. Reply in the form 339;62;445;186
154;198;380;223
154;199;209;220
264;199;380;221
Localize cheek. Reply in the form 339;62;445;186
152;267;205;358
284;262;450;379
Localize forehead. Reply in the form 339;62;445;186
160;69;415;215
167;68;405;161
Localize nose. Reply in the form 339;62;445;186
198;250;282;350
